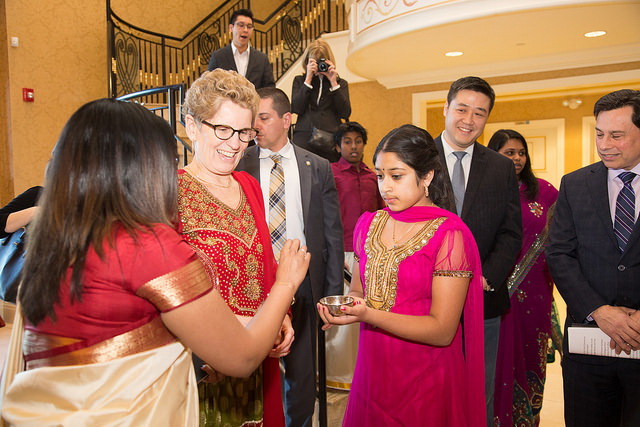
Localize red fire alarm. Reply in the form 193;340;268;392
22;88;34;102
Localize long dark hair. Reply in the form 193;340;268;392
373;124;452;209
487;129;538;200
20;99;178;325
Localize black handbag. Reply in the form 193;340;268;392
308;127;336;155
0;228;26;303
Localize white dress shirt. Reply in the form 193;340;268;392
231;43;250;77
258;141;307;246
441;132;475;187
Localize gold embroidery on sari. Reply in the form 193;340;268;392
363;212;446;311
25;316;176;369
138;259;211;312
178;173;266;315
433;270;473;278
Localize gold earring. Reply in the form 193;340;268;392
424;185;429;199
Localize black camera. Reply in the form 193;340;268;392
317;58;329;73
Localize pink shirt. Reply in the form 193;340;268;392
331;157;385;251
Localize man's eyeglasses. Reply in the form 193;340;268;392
201;120;257;143
234;22;254;30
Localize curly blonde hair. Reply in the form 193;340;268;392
302;39;336;71
182;69;259;122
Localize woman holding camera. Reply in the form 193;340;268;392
291;39;351;162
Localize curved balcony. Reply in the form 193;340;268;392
346;0;640;88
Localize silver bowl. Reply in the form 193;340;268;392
319;295;355;316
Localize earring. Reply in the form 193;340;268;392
424;185;429;199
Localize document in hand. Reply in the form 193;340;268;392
568;325;640;359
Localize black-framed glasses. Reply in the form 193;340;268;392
234;22;254;30
201;120;257;143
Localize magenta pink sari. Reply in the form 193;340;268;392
494;179;558;426
343;206;485;427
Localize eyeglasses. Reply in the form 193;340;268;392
234;22;254;30
201;120;257;143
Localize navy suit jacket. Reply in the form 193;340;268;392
208;44;275;89
435;137;522;318
546;162;640;361
236;144;344;303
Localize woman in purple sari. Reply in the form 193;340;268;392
489;129;559;426
317;125;485;426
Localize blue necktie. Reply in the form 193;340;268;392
614;171;636;252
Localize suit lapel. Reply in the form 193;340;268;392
435;137;456;213
224;45;238;72
587;162;619;248
293;146;312;223
461;142;487;218
243;146;260;182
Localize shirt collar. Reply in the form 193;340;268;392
440;131;475;157
607;163;640;180
258;140;294;159
231;43;251;56
335;157;370;172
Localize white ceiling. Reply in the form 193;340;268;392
343;0;640;89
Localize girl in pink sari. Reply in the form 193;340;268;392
318;125;485;426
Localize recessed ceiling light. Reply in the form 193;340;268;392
445;51;463;57
584;31;606;38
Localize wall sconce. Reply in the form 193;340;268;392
562;98;583;109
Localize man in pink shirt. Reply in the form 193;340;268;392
327;121;384;390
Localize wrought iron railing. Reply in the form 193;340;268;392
116;84;192;166
107;0;348;98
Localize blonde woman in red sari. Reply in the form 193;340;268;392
179;69;292;426
1;98;309;426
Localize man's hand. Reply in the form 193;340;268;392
269;315;294;358
592;305;640;355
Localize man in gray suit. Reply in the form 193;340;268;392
546;89;640;427
207;9;275;90
236;87;343;427
434;76;522;426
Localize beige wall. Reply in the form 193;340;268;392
4;0;106;203
350;64;640;174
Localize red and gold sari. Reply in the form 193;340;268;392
178;170;283;427
1;224;212;426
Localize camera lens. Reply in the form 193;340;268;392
318;59;329;72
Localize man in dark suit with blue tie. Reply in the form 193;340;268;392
236;87;343;427
208;9;275;90
546;89;640;427
434;76;522;426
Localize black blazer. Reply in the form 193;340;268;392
546;162;640;361
236;144;344;303
435;137;522;318
207;44;275;89
291;74;351;134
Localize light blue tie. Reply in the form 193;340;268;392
614;171;636;252
452;151;467;216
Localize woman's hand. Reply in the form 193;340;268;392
318;59;339;87
275;240;311;295
305;58;317;84
269;315;295;358
317;296;367;330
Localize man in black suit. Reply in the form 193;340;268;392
434;76;522;426
546;89;640;427
207;9;275;90
236;87;344;427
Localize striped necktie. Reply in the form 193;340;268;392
614;171;636;252
269;154;286;258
